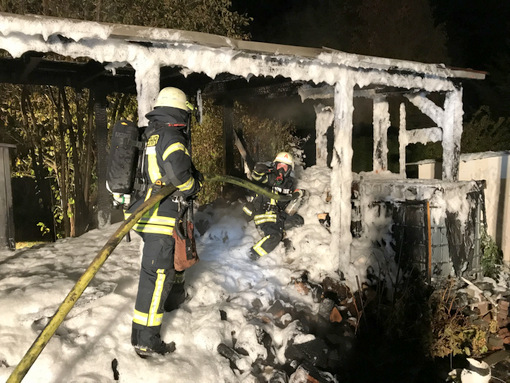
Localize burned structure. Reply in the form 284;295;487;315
0;12;487;280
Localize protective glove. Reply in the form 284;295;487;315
242;201;254;221
292;189;305;200
253;162;271;174
192;168;204;191
194;169;204;183
112;193;130;207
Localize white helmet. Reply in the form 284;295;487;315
274;152;294;168
154;87;190;111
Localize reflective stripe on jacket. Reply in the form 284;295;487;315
145;125;198;194
249;161;295;222
126;119;200;235
125;186;177;235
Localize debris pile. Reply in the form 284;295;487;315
216;272;358;382
496;299;510;345
215;271;510;382
458;276;510;351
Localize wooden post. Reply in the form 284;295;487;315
372;96;390;172
442;87;463;181
398;102;407;176
314;104;333;167
93;88;111;229
133;59;160;127
426;201;432;282
0;143;16;249
223;100;234;176
330;75;354;267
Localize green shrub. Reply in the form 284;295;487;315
234;102;298;163
480;227;503;280
462;106;510;154
427;278;492;358
191;100;300;204
191;101;224;204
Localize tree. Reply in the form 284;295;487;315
430;0;510;118
0;85;97;238
0;0;251;238
0;0;251;39
231;0;356;51
351;0;449;63
233;0;449;64
461;106;510;154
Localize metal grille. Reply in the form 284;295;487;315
386;195;482;282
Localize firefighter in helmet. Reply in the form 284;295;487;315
125;87;203;358
243;151;304;260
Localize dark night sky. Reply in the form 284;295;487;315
232;0;508;70
231;0;510;117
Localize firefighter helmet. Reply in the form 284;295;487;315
154;87;190;111
274;152;294;169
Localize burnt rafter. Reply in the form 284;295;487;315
202;74;303;102
20;53;44;82
0;10;485;106
159;66;213;96
0;54;136;93
299;83;449;102
0;50;303;102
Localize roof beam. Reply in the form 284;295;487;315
20;55;43;82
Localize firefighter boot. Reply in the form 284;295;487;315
134;341;176;359
132;328;176;358
249;248;260;261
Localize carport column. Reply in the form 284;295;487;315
398;103;408;176
223;100;234;176
94;87;111;229
133;59;160;127
314;104;333;167
373;96;390;172
441;87;463;181
330;74;354;268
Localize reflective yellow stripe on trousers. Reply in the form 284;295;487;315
132;269;166;327
253;235;270;256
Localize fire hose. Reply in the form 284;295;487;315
7;175;295;382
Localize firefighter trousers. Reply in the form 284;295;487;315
131;232;175;349
251;213;304;256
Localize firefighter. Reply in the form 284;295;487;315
243;152;304;260
125;87;203;358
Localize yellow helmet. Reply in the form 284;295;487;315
154;87;190;111
274;152;294;168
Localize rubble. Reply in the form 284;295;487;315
459;277;510;351
215;269;510;382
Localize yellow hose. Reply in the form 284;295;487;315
204;174;294;202
7;174;289;382
7;184;177;383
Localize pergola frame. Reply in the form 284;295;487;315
0;12;486;263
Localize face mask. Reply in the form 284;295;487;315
276;162;289;173
275;163;289;184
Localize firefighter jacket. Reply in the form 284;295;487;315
243;162;295;225
126;106;201;236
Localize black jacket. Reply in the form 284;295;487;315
251;162;295;215
126;107;201;235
